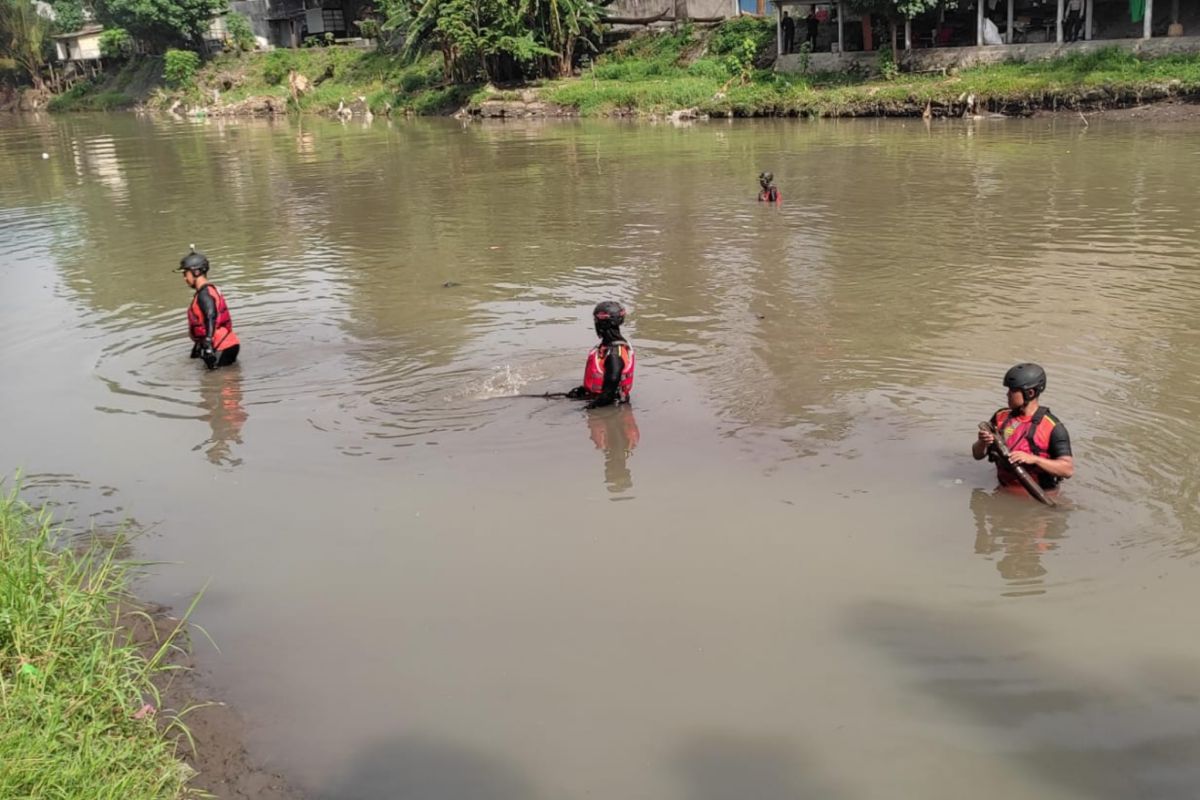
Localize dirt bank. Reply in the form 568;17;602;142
127;603;303;799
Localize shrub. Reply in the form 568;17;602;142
98;27;135;59
163;48;200;87
261;49;297;84
225;12;256;52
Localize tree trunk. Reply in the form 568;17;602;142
890;18;898;65
675;0;688;23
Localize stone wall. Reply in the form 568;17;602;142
775;34;1200;74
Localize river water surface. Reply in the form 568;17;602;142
2;112;1200;799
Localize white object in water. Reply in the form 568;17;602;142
42;152;49;159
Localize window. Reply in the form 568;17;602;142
321;8;345;34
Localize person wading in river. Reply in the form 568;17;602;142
973;363;1074;493
758;172;781;203
566;301;635;409
178;247;240;369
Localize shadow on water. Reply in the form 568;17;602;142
969;488;1070;598
585;405;640;497
673;732;849;800
194;365;249;467
317;735;539;800
848;602;1200;799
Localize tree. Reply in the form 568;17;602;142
392;0;605;82
0;0;52;89
848;0;949;65
94;0;228;50
50;0;85;32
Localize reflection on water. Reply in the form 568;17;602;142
971;488;1069;597
195;366;248;467
3;113;1200;799
587;405;640;496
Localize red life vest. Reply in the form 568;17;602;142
993;406;1057;487
759;187;781;203
188;284;240;351
582;341;635;401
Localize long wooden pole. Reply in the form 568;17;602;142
1007;0;1014;43
1056;0;1064;43
1085;0;1093;40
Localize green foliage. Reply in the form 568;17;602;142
260;48;297;84
0;0;51;88
356;17;381;39
162;47;199;85
224;11;255;52
708;15;772;56
0;489;197;800
94;0;229;49
847;0;950;18
877;38;897;79
396;0;607;83
99;26;134;58
50;0;85;32
723;32;757;84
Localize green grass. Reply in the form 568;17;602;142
543;35;1200;117
49;25;1200;118
0;487;199;799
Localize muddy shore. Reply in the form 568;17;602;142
128;603;303;799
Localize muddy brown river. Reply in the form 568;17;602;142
3;112;1200;799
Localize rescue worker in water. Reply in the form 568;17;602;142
758;171;780;203
973;363;1074;491
177;247;240;369
566;301;635;409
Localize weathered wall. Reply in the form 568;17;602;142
775;33;1200;74
608;0;739;21
229;0;274;45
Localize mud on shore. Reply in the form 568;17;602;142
125;603;303;800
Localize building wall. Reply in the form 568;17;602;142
76;33;101;59
608;0;739;20
229;0;274;45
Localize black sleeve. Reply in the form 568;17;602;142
1048;421;1072;459
590;350;625;408
195;286;218;342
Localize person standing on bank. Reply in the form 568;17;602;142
782;11;796;54
973;363;1074;492
177;247;240;369
566;301;635;409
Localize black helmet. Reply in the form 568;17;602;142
593;301;626;327
176;245;209;275
759;171;774;185
1004;363;1047;398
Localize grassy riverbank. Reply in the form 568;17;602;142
0;489;196;799
45;21;1200;118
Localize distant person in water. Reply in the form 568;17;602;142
758;172;780;203
566;301;635;409
177;246;240;369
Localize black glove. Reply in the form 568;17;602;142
190;342;202;359
200;339;217;369
566;386;587;400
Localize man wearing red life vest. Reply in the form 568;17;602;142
973;363;1074;491
176;247;240;370
565;301;635;409
758;171;780;203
